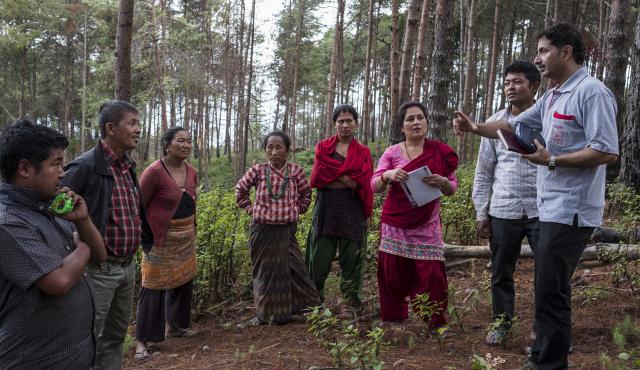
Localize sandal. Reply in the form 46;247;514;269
247;317;264;326
134;342;150;361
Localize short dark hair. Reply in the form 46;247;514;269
161;126;189;156
332;104;358;123
395;101;428;131
262;130;291;152
504;60;541;86
0;119;68;181
537;23;585;64
98;100;139;138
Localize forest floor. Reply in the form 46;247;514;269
123;257;635;369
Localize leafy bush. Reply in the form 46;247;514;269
606;182;640;233
440;162;478;245
306;306;387;370
194;188;252;308
600;315;640;369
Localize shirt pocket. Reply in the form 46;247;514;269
547;112;580;153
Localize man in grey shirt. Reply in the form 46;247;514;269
0;120;106;369
472;61;540;346
454;23;618;370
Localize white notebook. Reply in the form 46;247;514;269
400;166;442;208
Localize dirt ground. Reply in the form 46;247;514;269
123;258;635;369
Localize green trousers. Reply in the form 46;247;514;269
305;233;365;307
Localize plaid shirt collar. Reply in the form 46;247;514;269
100;140;135;173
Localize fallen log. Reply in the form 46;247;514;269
443;243;640;261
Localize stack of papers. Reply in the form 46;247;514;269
400;166;442;208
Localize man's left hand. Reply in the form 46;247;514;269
521;139;550;165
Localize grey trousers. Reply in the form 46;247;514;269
87;258;136;370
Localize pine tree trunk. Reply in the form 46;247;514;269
240;0;256;175
618;9;640;190
115;0;134;102
604;0;629;132
324;0;345;137
597;1;609;81
389;0;401;141
457;0;476;161
398;0;422;105
483;0;501;121
150;1;168;131
362;0;376;144
544;0;554;28
604;0;630;179
289;0;306;155
235;0;247;179
411;0;431;101
426;0;455;141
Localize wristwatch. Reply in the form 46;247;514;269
548;155;557;171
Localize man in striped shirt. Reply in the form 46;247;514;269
472;61;540;346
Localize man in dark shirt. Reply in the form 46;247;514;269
63;100;152;370
0;119;106;369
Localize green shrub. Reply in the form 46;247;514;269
441;161;477;245
600;315;640;369
194;188;252;308
607;182;640;233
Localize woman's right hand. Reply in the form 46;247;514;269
384;169;409;183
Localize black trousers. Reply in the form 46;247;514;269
530;219;593;370
489;216;539;326
135;280;193;343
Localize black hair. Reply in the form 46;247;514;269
332;104;359;123
98;100;139;138
0;119;68;181
262;130;291;152
395;101;428;131
504;60;541;86
537;23;585;64
161;126;189;156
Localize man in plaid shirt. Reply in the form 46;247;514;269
472;61;540;347
63;100;153;370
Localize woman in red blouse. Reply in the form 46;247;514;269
135;127;198;359
235;131;320;325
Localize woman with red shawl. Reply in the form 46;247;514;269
306;104;373;320
371;101;458;330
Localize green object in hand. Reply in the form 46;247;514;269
50;193;74;215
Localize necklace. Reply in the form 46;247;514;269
404;141;414;161
162;158;187;192
265;164;289;200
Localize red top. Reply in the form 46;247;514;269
139;159;198;248
309;136;374;218
380;140;458;229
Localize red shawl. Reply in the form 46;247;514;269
380;140;458;229
309;136;374;218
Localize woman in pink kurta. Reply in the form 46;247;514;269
371;101;458;329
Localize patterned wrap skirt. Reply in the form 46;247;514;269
141;215;197;290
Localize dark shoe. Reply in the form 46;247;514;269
524;344;573;356
510;360;536;370
485;328;507;346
